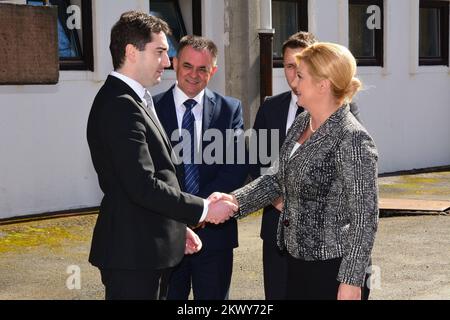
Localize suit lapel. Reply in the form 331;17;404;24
278;92;292;144
287;107;349;163
140;100;173;152
202;88;216;133
154;86;186;181
196;89;217;187
155;88;180;147
107;75;174;156
268;92;291;146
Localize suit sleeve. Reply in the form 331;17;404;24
103;97;203;226
337;130;379;287
231;161;282;219
248;100;268;180
197;100;249;197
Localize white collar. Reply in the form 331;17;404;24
290;91;298;105
110;71;147;102
173;84;205;110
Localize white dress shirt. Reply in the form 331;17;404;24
172;84;204;151
110;71;161;124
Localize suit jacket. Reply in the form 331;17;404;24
86;76;204;270
234;105;379;286
154;86;248;252
250;91;362;244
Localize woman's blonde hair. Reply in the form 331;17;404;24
295;42;361;105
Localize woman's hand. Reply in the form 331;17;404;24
337;283;362;300
208;192;238;206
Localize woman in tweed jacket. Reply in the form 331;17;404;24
212;42;378;300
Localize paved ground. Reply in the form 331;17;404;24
0;212;449;300
0;171;449;300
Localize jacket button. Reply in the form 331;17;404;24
283;220;290;227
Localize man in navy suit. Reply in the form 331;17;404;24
250;32;361;300
154;35;248;300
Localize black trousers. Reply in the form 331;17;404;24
286;255;370;300
100;268;172;300
262;241;288;300
167;249;233;300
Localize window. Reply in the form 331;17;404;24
419;0;449;66
150;0;186;58
150;0;202;59
349;0;383;66
272;0;308;67
27;0;93;71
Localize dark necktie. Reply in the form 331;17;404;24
181;99;200;195
295;104;304;118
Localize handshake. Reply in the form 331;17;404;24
186;192;239;255
204;192;239;225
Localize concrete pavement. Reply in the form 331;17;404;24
0;170;449;300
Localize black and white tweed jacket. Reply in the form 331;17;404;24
233;105;379;287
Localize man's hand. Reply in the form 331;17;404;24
205;193;239;224
185;227;202;255
337;283;362;300
208;192;238;205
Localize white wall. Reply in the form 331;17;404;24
273;0;450;173
0;80;102;217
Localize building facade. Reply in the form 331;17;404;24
0;0;449;218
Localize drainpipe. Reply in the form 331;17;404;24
258;0;274;103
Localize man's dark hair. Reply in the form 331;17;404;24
282;31;317;57
110;11;171;70
177;35;218;65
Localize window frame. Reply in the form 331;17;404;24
349;0;384;67
272;0;308;68
419;0;449;66
26;0;94;71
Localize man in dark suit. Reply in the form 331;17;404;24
250;32;361;300
86;12;236;300
154;35;248;300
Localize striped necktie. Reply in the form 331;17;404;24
181;99;200;195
